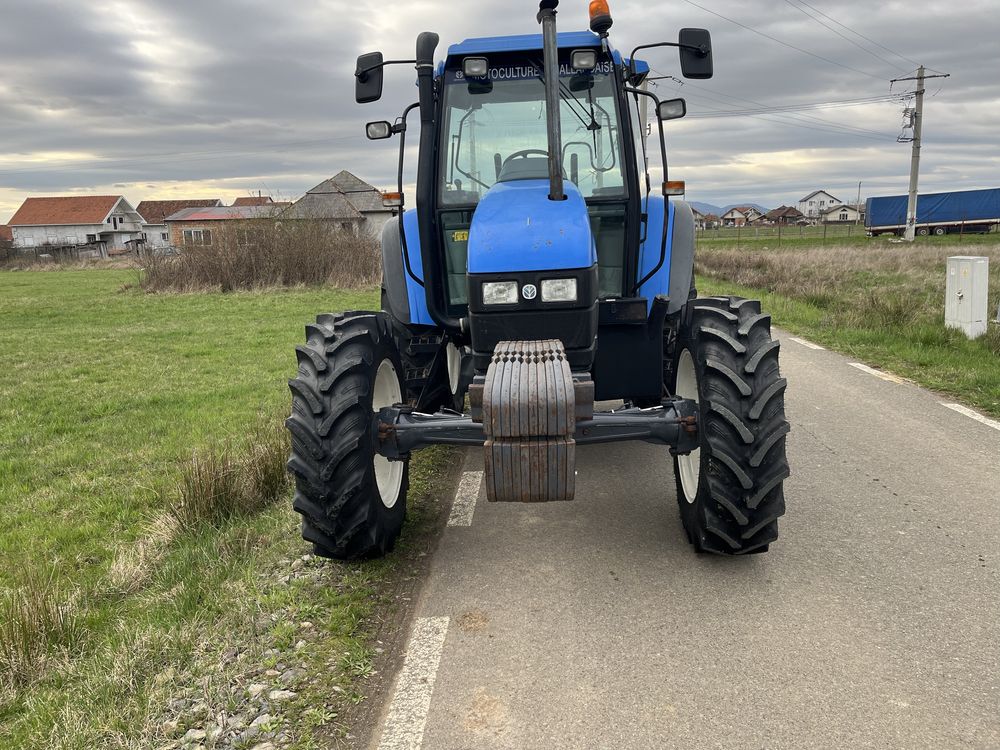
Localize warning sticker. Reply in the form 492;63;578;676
452;230;469;242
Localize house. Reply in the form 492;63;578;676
821;203;863;224
8;195;145;257
763;205;806;225
0;224;12;248
163;204;283;248
703;213;721;229
721;206;764;227
691;207;706;230
282;171;395;236
136;199;223;249
797;190;842;220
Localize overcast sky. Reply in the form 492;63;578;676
1;0;998;221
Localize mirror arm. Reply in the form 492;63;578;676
356;59;418;81
627;41;708;81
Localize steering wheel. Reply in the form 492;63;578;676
502;149;549;167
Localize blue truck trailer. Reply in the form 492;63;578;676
865;187;1000;236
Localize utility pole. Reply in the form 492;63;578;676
856;180;862;226
892;66;950;242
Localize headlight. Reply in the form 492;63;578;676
541;278;578;302
482;280;519;305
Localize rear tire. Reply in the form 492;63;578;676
917;227;930;236
933;226;946;236
286;312;409;560
671;297;790;555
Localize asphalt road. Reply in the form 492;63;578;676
372;330;1000;749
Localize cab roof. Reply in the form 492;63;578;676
441;30;649;79
446;31;602;56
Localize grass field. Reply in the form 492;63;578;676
0;270;452;748
696;224;1000;250
695;239;1000;419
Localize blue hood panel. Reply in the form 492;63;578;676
467;180;596;274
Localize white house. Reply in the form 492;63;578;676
282;171;395;237
136;199;222;249
9;195;145;257
798;190;842;220
821;203;862;224
721;206;764;227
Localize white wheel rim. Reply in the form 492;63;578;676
446;342;462;396
373;358;404;508
675;348;701;503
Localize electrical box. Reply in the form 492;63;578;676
945;256;989;339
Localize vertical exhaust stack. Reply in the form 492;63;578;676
536;0;564;201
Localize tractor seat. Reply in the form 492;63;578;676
497;157;565;183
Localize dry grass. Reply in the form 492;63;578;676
141;220;381;292
106;515;181;597
696;242;1000;328
169;420;290;528
0;570;83;694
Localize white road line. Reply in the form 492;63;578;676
848;362;909;384
447;470;483;527
377;616;450;750
789;336;825;350
941;403;1000;433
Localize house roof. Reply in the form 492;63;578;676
9;195;125;227
765;205;805;220
282;170;390;220
163;205;283;222
233;196;274;206
821;203;858;215
136;199;223;224
799;189;841;203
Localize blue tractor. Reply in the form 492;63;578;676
286;0;789;558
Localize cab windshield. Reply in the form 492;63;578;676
439;53;626;205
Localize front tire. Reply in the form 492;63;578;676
671;297;790;554
286;312;409;560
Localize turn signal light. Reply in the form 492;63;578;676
382;191;403;208
589;0;613;34
663;181;686;196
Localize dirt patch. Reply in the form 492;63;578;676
457;609;491;634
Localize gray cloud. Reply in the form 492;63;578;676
1;0;997;219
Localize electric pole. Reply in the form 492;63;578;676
892;66;950;242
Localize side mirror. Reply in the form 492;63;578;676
678;28;713;79
658;98;687;121
365;121;393;140
355;52;384;103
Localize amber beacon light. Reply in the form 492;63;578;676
589;0;613;34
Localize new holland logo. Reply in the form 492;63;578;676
521;283;537;300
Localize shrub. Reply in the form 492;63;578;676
0;570;83;693
141;219;381;292
169;420;290;528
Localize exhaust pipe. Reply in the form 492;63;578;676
536;0;564;201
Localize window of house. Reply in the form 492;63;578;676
840;212;848;221
182;228;213;245
161;233;168;241
809;200;815;206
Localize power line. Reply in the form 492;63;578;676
678;0;887;81
780;0;909;74
651;71;896;139
791;0;924;70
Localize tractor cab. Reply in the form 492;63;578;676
437;35;633;305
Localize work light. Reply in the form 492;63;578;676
463;57;489;78
571;49;597;71
541;278;578;302
482;281;519;305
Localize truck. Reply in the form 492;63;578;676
285;0;790;559
866;187;1000;237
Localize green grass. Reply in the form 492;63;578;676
0;270;453;748
695;241;1000;419
697;225;999;250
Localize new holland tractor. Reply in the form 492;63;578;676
286;0;789;559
